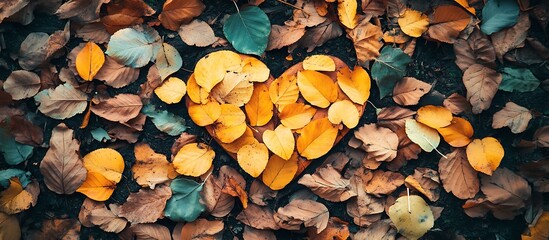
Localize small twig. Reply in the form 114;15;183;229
407;187;411;213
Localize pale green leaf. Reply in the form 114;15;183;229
499;67;540;92
481;0;519;35
142;105;187;136
164;178;205;222
106;25;161;68
223;6;271;56
371;47;412;99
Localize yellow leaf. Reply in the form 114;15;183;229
328;100;360;128
466;137;504;175
188;101;222;126
398;9;430;38
194;50;242;92
337;66;371;105
240;57;270;82
76;42;105;81
77;171;117;201
436;117;474;147
0;179;33;214
82;148;125;183
269;74;299;108
0;212;20;240
245;82;273;126
154;77;187;104
303;55;336;71
522;211;549;240
173;143;215;177
405;119;440;152
263;125;295;160
210;71;254;106
220;127;258;154
454;0;476;15
132;143;178;189
297;70;338;108
237;142;269;177
187;74;210;104
337;0;359;29
213;104;247;143
279;102;317;129
297;118;338;160
416;105;453;129
262;153;299;190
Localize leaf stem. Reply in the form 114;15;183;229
367;100;380;110
407;187;411;213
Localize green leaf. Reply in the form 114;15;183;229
164;178;205;222
0;169;30;188
91;128;111;142
0;128;33;166
500;67;540;92
106;25;161;68
223;6;271;56
142;105;188;136
371;47;412;99
481;0;519;35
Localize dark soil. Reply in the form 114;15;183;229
1;0;548;239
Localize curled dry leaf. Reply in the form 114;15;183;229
392;77;432;106
492;102;533;134
289;19;343;53
346;19;383;64
466;137;504;175
275;199;329;233
94;56;140;88
3;70;41;100
491;13;530;61
118;185;172;224
221;177;248;208
405;168;441;201
91;93;143;123
179;19;217;47
156;43;182;81
89;205;127;233
438;148;479;199
250;180;278;206
298;165;357;202
34;83;88;120
40;123;87;195
353;123;398;162
237;203;280;230
347;171;385;226
77;148;125;201
180;218;224;240
201;166;245;217
133;142;178;189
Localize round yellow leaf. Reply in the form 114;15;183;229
303;55;336;71
194;50;242;91
297;118;338;160
436;117;473;147
337;0;359;29
416;105;453;129
213;104;247;143
328;100;360;128
76;42;105;81
82;148;125;183
398;9;430;38
172;143;215;177
210;71;253;106
297;70;338;108
187;74;210;104
262;153;299;190
188;101;222;127
245;82;273;126
466;137;504;175
388;195;434;240
269;74;299;108
76;171;117;201
279;102;317;129
221;127;258;154
337;65;371;105
240;57;270;82
263;125;295;160
237;142;269;177
154;77;187;104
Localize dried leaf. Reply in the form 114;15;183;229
0;178;33;214
437;117;474;147
376;106;415;131
249;180;278;206
353;124;398;162
77;148;124;201
463;64;502;114
179;19;217;47
438;148;479;199
237;142;269;177
299;165;357;202
279;102;317;129
336;66;371;105
194;50;241;92
443;93;471;115
338;0;359;29
237;203;280;230
297;118;338;160
398;9;429;37
222;177;248;208
426;5;470;43
130;224;171;240
245;82;273;127
173;143;215;177
34;83;88;120
392;77;432;106
405;168;441;201
4;115;43;146
118;185;172;224
94;56;140;88
297;70;338;108
303;55;335;71
89;205;127;233
492;102;533;134
328;100;360;128
454;28;496;72
307;217;350;240
275;199;329;233
466;137;505;175
91;94;143;123
481;168;530;210
267;24;306;51
293;0;326;27
180;218;224;240
263;125;295;160
290;19;343;52
159;0;205;31
347;19;383;64
155;77;187;104
3;70;41;100
201;166;244;217
243;226;276;240
75;42;105;81
364;170;404;197
416;105;452;129
492;13;530;61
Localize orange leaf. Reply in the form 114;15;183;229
188;101;222;127
437;117;474;147
522;211;549;240
416;105;452;129
347;19;383;63
303;55;336;71
158;0;205;31
426;5;471;44
237;142;269;177
263;125;295;160
262;153;299;190
75;42;105;81
297;70;338;108
337;0;359;29
222;177;248;208
336;66;371;105
213;104;247;143
438;148;479;199
269;74;299;108
279;102;317;130
245;82;273;127
297;118;338;160
466;137;504;175
398;9;429;37
328;100;360;128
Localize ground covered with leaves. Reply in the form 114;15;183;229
0;0;549;239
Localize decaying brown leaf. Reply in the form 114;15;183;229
222;177;249;208
56;0;109;23
346;18;383;64
362;0;389;19
78;198;104;228
290;19;343;52
3;115;43;147
405;167;441;201
347;169;385;227
130;224;171;240
201;166;245;217
237;203;280;230
438;148;479;199
307;217;350;240
353;219;396;239
392;77;432;106
267;24;306;51
492;102;533;134
275;199;329;233
426;5;470;44
376;106;416;131
249;180;278;206
94;56;140;89
91;93;143;123
243;226;276;240
491;13;530;62
180;218;224;240
118;185;172;224
179;19;217;47
363;170;405;197
462;64;502;114
159;0;205;31
298;165;357;202
443;92;472;115
32;219;81;240
3;70;41;100
454;28;496;72
353;124;399;162
133;142;178;189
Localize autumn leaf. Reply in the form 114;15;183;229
269;74;300;108
299;165;357;202
237;142;269;177
262;154;299;190
0;212;20;240
328;100;360;128
130;224;171;240
154;77;187;104
443;93;472;115
173;143;215;177
336;66;371;105
438;148;479;199
179;19;217;47
164;178;205;222
426;5;470;44
77;148;125;201
75;42;105;81
118;185;172;224
405;168;441;201
437;117;474;147
290;19;343;52
492;13;530;61
337;0;359;29
105;25;161;68
224;6;271;56
89;205;127;233
132;143;177;189
481;168;530;211
91;93;143;123
159;0;205;31
0;178;33;214
194;50;241;92
297;70;338;108
213;104;247;143
371;46;412;98
416;105;453;129
250;180;278;206
454;28;496;72
398;9;429;38
297;118;338;160
220;127;257;154
180;219;224;240
201;166;245;217
221;177;248;208
388;195;434;240
293;0;326;27
307;217;350;240
279;103;317;129
492;102;533;134
499;67;540;93
362;0;389;18
480;0;519;35
236;203;280;230
188;101;222;127
346;18;383;64
245;82;273;126
206;71;251;105
275;199;329;233
463;64;502;114
363;170;404;196
94;56;140;88
3;70;41;100
303;55;336;71
522;211;549;240
466;137;505;175
263;125;295;160
34;83;88;120
377;106;415;131
243;226;276;240
155;43;182;81
353;219;396;239
353;123;398;162
405;119;440;153
392;77;432;106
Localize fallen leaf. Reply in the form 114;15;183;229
262;154;299;190
462;64;502;114
178;19;217;47
279;102;317;129
338;0;358;29
173;143;215;177
154;77;187;104
0;212;20;240
263;125;295;160
213;104;247;143
0;128;33;166
275;199;329;233
499;67;540;92
361;0;389;18
237;141;269;177
220;127;258;154
188;101;222;127
480;0;519;35
91;93;143;123
250;180;278;206
75;42;105;81
89;205;127;233
492;13;530;61
266;24;306;51
481;167;530;210
224;6;271;56
364;170;405;196
416;105;453;129
297;70;338;108
392;77;432;106
454;28;496;72
438;148;479;199
141;105;188;136
243;226;276;240
303;55;335;71
159;0;205;31
336;65;371;105
353;219;396;239
245;82;273;126
371;46;412;98
34;83;88;120
522;211;549;240
388;128;421;171
299;165;357;202
388;195;434;240
105;25;161;68
289;19;343;52
293;0;326;27
34;219;81;239
164;178;205;222
426;5;470;43
241;57;270;83
353;123;398;162
492;102;532;134
201;166;245;217
17;32;48;71
237;203;280;230
269;74;299;108
180;218;224;240
40;123;87;194
156;43;182;81
0;178;33;214
466;137;505;175
3;70;41;100
56;0;108;23
376;106;415;131
4;115;43;146
443;93;471;115
130;224;171;240
405;119;440;153
297;118;338;160
78;198;104;227
307;217;350;240
398;9;429;37
437;117;474;147
194;50;241;92
347;18;383;64
221;177;248;208
133;143;177;189
328;100;360;128
77;148;124;201
347;171;385;226
118;185;172;224
94;56;140;88
405;168;441;201
454;0;475;15
75;23;111;44
171;132;197;158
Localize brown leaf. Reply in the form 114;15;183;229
75;22;111;44
376;106;416;131
37;219;81;240
91;93;143;123
519;160;549;192
249;180;277;206
40;123;86;194
94;56;140;89
387;0;406;17
362;0;388;18
3;70;41;100
118;185;172;224
56;0;108;23
180;218;224;240
462;63;502;114
78;198;104;228
39;64;60;90
45;22;71;61
0;0;30;23
492;13;530;62
443;92;472;115
130;224;171;240
426;5;471;44
90;205;128;233
454;28;496;72
320;152;351;172
5;115;43;146
159;0;205;31
107;122;140;143
267;24;306;51
237;203;280;230
292;0;326;27
243;226;276;240
222;177;248;208
481;167;531;209
438;148;479;199
307;217;350;240
492;102;533;134
179;19;217;47
289;19;343;53
18;33;48;70
298;165;357;202
347;170;385;226
353;219;396;239
405;167;441;201
364;170;405;197
387;128;421;171
170;132;197;159
200;166;245;217
274;199;329;233
35;83;88;120
392;77;432;106
353;124;398;162
346;18;383;64
139;65;162;101
132;142;177;189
